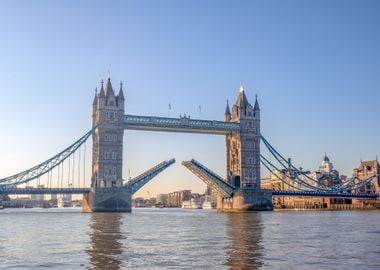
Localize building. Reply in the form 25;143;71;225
262;155;353;209
156;194;168;206
224;85;261;189
353;160;380;194
168;190;192;207
352;160;380;208
92;78;125;188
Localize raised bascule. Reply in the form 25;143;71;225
0;76;379;212
85;78;272;211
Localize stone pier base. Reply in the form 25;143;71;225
82;187;132;212
217;189;273;212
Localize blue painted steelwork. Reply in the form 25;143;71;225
0;187;90;195
182;159;235;197
124;114;240;134
0;127;96;187
260;135;379;193
125;159;176;194
271;190;378;199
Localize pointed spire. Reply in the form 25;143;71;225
225;99;231;115
323;153;330;162
104;77;115;97
236;84;249;108
93;88;98;105
118;81;124;99
254;94;260;111
99;80;105;97
239;84;244;92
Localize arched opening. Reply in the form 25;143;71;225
234;176;240;188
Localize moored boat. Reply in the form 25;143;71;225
182;199;202;209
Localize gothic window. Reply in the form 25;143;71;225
106;111;117;120
105;133;117;142
104;151;117;160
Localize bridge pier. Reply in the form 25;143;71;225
82;187;132;212
217;189;273;211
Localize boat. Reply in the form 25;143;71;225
182;199;202;209
202;201;215;209
58;195;72;207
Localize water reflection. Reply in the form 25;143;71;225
224;213;264;269
87;213;125;270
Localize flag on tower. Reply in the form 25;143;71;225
169;102;172;110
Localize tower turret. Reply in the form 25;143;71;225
92;76;125;188
253;94;260;119
224;100;231;121
104;77;115;97
117;81;125;108
225;84;260;189
99;80;105;97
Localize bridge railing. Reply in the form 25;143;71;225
125;159;176;194
182;159;235;197
0;187;90;195
124;114;240;134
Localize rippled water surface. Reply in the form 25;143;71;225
1;208;380;269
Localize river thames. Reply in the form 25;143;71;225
0;208;379;269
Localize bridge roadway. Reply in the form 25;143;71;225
1;187;378;199
0;187;90;195
124;114;241;134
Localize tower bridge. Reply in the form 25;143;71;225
0;77;379;212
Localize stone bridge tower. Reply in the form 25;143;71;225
92;77;125;188
225;85;260;189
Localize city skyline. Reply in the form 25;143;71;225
0;1;379;197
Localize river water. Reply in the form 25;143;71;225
0;208;379;269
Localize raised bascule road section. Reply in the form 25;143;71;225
0;77;379;212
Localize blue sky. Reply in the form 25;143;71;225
0;0;379;197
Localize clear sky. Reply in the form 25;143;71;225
0;0;379;197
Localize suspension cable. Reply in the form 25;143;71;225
261;135;379;192
260;158;304;191
72;150;75;188
78;147;81;187
67;154;71;187
260;154;322;191
83;141;86;187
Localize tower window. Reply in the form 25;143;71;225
105;133;117;142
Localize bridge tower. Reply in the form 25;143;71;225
92;78;125;188
83;77;131;212
221;85;272;211
225;85;260;189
